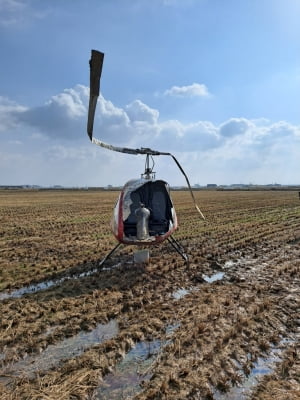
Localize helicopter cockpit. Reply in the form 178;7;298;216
112;178;177;245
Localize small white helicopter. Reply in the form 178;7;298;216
87;50;204;265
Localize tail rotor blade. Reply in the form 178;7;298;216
87;50;104;140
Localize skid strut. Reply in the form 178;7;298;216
98;243;122;267
98;236;189;267
167;235;189;263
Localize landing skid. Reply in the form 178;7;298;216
98;235;188;267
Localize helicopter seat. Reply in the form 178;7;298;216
123;191;141;237
148;188;170;236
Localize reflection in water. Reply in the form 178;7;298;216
224;260;236;269
203;272;225;283
95;340;162;399
0;261;129;301
0;268;98;300
214;339;292;400
1;319;119;382
172;288;191;299
95;324;179;400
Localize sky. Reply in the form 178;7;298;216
0;0;300;187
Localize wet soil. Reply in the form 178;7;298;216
0;189;299;399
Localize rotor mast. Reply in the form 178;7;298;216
142;153;155;180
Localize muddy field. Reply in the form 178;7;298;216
0;189;299;400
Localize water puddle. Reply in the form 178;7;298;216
224;260;237;269
1;319;118;382
94;323;179;400
214;338;293;400
203;272;225;283
0;260;132;301
172;288;191;299
171;273;225;300
0;279;60;300
95;340;162;399
102;262;122;271
223;256;259;270
172;274;226;300
0;268;99;300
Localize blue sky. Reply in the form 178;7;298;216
1;0;300;186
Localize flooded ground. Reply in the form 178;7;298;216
95;339;163;399
0;189;299;399
1;320;118;383
0;267;99;300
214;337;298;400
95;324;179;399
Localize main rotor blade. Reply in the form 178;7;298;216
87;50;104;140
92;137;169;156
170;154;205;220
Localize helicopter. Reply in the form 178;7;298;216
87;50;205;266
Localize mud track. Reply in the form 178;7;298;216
0;189;299;399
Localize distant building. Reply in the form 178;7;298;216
207;184;218;188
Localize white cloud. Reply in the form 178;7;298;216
4;86;300;154
267;120;299;138
1;85;300;186
0;0;25;14
152;120;219;152
0;0;48;27
219;118;254;138
45;145;91;161
164;83;210;97
0;96;27;132
126;100;159;124
12;85;130;143
17;85;87;139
